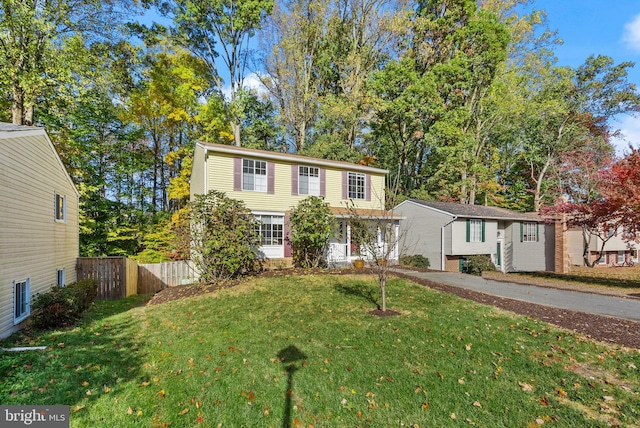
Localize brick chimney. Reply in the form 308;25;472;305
554;217;568;273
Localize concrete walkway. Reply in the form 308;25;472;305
393;269;640;322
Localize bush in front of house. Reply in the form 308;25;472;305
465;255;496;276
31;279;99;329
289;196;336;268
187;190;263;282
399;254;430;269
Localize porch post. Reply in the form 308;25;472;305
346;223;352;260
394;222;400;260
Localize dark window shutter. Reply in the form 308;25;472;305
342;171;348;199
536;223;539;242
365;174;371;201
481;220;485;242
284;214;292;257
291;164;298;196
267;162;275;194
466;219;470;242
233;158;242;191
520;222;523;242
320;168;326;197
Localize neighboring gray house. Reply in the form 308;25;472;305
395;199;555;273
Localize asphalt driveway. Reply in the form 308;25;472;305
394;269;640;322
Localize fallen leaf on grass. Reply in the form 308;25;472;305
72;405;85;413
421;402;429;410
127;407;134;415
539;396;549;406
178;408;189;416
472;401;481;408
603;396;614;401
519;382;533;392
157;390;166;399
555;387;567;398
140;381;151;387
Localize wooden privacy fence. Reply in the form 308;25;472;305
76;257;138;300
77;258;196;299
138;261;196;294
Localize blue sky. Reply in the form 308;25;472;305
525;0;640;153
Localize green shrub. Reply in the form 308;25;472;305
399;254;430;269
30;279;98;329
187;190;263;282
289;196;336;268
465;255;496;276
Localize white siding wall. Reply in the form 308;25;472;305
0;130;79;338
450;219;497;255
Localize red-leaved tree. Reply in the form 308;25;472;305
541;149;627;267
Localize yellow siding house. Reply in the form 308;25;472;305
0;123;79;339
191;142;399;264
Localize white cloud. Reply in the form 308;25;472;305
611;115;640;155
221;72;269;101
622;14;640;52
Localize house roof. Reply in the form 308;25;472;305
405;199;543;222
197;141;388;175
0;122;42;133
329;207;403;219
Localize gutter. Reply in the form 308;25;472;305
441;215;458;271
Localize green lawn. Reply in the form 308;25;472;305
1;274;639;427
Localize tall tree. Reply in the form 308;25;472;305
0;0;137;125
162;0;274;146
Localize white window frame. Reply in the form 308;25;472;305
299;166;320;196
55;192;66;222
348;172;365;200
618;251;625;264
469;219;482;243
254;214;284;246
57;268;66;287
242;159;267;192
14;278;30;324
522;222;538;242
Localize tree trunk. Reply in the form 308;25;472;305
232;119;241;147
12;84;24;125
380;281;386;312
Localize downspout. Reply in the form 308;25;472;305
441;216;458;271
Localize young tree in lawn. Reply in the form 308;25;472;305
345;193;402;314
288;196;336;268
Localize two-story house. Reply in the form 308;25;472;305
190;142;399;266
566;226;638;267
0;123;79;339
394;200;555;272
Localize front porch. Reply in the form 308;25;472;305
326;219;400;265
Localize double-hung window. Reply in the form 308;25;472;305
243;159;267;192
299;166;320;196
255;215;284;246
14;279;30;324
469;219;483;242
348;172;365;200
522;222;538;242
55;192;66;222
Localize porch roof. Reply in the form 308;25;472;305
329;207;403;219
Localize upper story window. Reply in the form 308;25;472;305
14;278;30;324
299;166;320;196
348;172;365;200
55;192;66;222
522;222;538;242
469;219;483;242
243;159;267;192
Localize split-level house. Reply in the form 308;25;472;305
394;199;555;272
190;142;400;266
0;123;79;339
